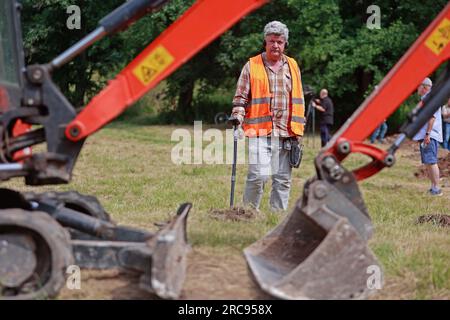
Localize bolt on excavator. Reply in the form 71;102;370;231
1;0;449;299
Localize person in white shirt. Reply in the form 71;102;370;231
412;78;443;196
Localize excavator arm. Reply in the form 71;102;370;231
321;2;450;180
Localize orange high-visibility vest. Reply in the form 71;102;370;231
243;54;305;137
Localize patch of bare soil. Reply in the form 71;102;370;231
58;269;155;300
209;207;258;222
370;134;450;181
414;153;450;179
416;214;450;227
180;249;272;300
58;248;270;300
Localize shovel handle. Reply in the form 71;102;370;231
230;125;238;208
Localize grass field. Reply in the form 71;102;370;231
4;123;449;299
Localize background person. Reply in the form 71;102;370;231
312;89;334;147
370;120;388;144
413;78;443;196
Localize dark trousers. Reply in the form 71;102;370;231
320;123;332;147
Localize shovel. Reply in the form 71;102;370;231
228;116;240;208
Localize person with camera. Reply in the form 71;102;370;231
312;89;334;147
229;21;305;212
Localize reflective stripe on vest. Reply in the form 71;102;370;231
292;116;306;124
244;115;272;124
250;97;271;105
244;54;305;137
292;98;304;104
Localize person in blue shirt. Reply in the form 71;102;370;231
370;120;388;144
412;78;443;196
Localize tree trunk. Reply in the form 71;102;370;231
356;68;373;97
177;80;195;123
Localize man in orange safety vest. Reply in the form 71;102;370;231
231;21;305;211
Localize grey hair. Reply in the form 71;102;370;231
263;21;289;42
422;77;432;87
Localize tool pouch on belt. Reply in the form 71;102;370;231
283;137;303;168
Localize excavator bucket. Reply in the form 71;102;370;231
244;161;382;299
131;202;191;298
0;190;193;300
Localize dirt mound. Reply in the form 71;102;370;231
416;214;450;227
210;207;258;222
414;153;450;179
438;153;450;177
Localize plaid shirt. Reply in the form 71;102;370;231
232;53;302;137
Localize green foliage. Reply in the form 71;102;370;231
192;88;235;123
120;0;194;60
388;96;417;132
19;0;449;129
21;0;126;107
285;0;446;126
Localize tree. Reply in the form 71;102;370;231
20;0;448;128
285;0;447;127
22;0;127;107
